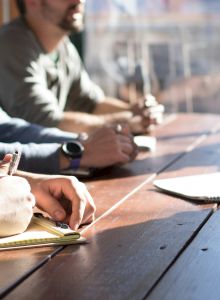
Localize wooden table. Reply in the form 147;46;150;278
1;113;220;300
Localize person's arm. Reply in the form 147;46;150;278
92;96;164;134
0;117;78;144
0;28;162;134
0;133;137;174
59;97;164;134
93;97;131;114
0;116;138;174
79;126;138;168
0;155;35;237
0;155;95;233
17;171;96;230
58;111;106;134
0;142;61;174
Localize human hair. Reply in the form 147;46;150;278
16;0;26;15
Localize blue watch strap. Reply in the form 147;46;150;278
69;158;81;171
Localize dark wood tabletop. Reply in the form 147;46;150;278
1;113;220;300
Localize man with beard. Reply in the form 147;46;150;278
0;0;163;134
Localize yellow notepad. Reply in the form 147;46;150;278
0;213;86;250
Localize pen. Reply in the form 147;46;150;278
8;150;21;176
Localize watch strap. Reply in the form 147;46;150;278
69;158;81;171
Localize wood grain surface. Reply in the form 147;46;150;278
1;113;220;300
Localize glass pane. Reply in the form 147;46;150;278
84;0;220;114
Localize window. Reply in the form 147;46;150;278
84;0;220;113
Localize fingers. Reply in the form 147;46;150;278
143;105;164;125
68;180;96;230
1;154;12;164
110;125;138;162
130;95;164;133
0;154;13;175
39;191;88;230
74;183;95;228
36;188;67;221
81;125;138;168
38;177;95;230
68;181;87;230
117;134;133;152
108;126;138;164
117;134;138;162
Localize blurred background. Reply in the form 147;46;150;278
2;0;220;114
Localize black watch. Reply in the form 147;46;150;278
61;141;84;159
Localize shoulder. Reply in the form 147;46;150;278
0;17;41;56
0;18;28;41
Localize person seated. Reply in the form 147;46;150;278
0;0;164;135
0;108;137;174
0;154;96;237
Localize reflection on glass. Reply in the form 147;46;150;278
85;0;220;114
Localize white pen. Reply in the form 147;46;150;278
8;151;21;176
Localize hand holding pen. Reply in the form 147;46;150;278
0;151;21;177
7;151;21;175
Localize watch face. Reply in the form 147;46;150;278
62;141;84;159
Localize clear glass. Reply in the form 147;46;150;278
84;0;220;114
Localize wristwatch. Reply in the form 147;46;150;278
61;141;84;170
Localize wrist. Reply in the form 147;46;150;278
60;141;84;171
59;151;71;170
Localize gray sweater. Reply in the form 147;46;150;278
0;17;104;127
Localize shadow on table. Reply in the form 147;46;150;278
48;209;212;300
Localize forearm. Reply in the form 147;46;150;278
93;97;131;114
58;111;105;134
0;118;78;144
0;143;61;174
15;170;47;186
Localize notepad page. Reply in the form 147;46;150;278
0;223;81;248
154;172;220;200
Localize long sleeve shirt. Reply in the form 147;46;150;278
0;17;104;126
0;109;77;174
